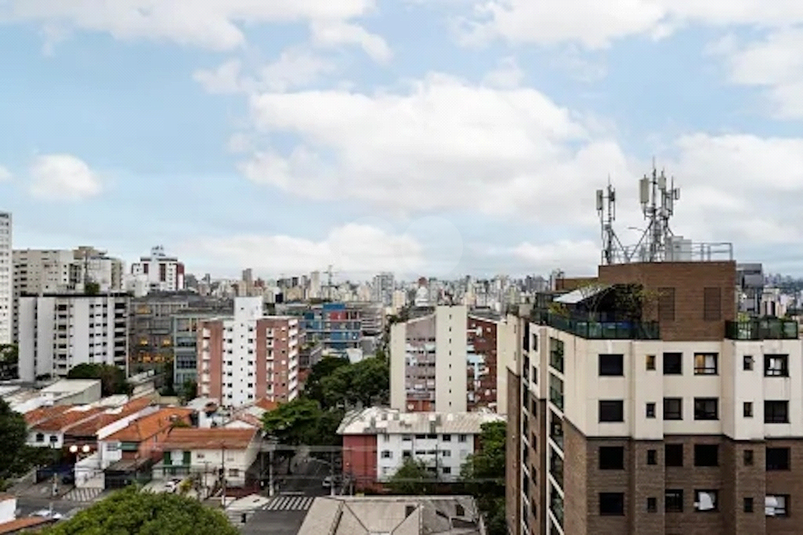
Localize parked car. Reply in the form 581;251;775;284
164;479;182;493
31;510;63;520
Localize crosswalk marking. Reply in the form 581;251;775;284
63;488;103;503
265;496;314;511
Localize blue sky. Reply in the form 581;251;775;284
1;0;803;279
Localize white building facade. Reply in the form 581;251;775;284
18;293;130;381
130;245;185;292
0;212;11;344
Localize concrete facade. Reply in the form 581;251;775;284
0;212;10;344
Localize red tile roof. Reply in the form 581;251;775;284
65;397;154;437
254;398;279;412
31;406;106;433
160;427;258;451
23;405;71;426
105;408;193;443
0;517;53;534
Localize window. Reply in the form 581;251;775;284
764;355;789;377
665;444;683;467
744;497;754;513
647;497;657;513
442;467;452;475
35;433;44;443
744;450;754;466
695;490;718;512
381;451;392;459
703;287;722;321
658;287;676;321
229;468;239;477
599;400;624;422
694;353;718;375
694;398;719;420
766;448;790;470
744;402;753;418
599;493;625;516
646;355;656;370
765;401;790;423
442;434;451;442
663;353;682;375
694;444;719;467
665;489;684;512
458;435;467;442
599;446;624;470
743;355;754;371
599;354;624;376
663;398;683;420
646;403;656;419
766;495;789;517
647;449;657;465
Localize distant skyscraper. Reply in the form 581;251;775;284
0;212;10;344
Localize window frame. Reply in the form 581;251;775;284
599;492;625;516
598;354;624;377
663;352;682;375
599;400;625;423
663;397;683;420
694;397;719;421
599;446;625;470
694;489;719;512
665;489;684;513
764;354;789;377
694;444;719;467
766;447;791;471
694;352;719;375
665;444;683;467
764;400;790;424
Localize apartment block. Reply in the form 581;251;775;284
18;293;130;382
390;305;512;413
198;297;299;407
128;293;191;372
0;212;10;344
173;308;230;391
130;245;185;292
509;260;803;535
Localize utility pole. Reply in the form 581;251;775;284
329;450;335;497
268;443;275;497
221;444;226;509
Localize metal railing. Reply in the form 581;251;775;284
535;310;660;340
726;319;799;340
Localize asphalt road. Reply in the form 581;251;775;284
15;496;86;520
280;458;330;496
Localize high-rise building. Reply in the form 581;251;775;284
389;305;512;413
130;245;185;292
507;260;802;535
18;292;130;381
0;212;10;344
372;272;394;306
198;297;299;407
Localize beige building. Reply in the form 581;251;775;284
508;260;803;535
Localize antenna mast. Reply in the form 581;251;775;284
633;162;680;262
597;180;627;265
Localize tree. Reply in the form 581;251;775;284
304;356;350;405
67;363;130;397
180;379;197;404
351;357;389;407
262;398;326;446
42;486;239;535
0;344;18;380
460;421;506;535
386;459;437;495
84;282;101;295
0;399;27;482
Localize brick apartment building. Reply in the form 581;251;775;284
507;260;803;535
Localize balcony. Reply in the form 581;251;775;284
534;310;659;340
726;318;799;340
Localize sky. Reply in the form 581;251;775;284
2;1;803;280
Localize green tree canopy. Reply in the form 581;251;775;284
386;458;437;495
42;487;239;535
0;398;26;482
67;363;130;397
303;356;350;405
0;344;18;380
318;357;389;410
262;398;326;446
460;421;506;535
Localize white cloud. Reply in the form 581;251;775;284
482;57;524;89
179;223;424;275
1;0;377;50
29;154;102;201
512;239;600;275
310;20;392;63
0;166;11;182
192;59;244;94
242;72;628;227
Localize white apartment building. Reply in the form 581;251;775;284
0;212;10;344
18;293;130;381
199;297;299;408
130;245;185;292
338;407;504;485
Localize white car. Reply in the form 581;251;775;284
31;510;63;520
164;479;183;493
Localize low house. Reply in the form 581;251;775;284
297;496;485;535
153;428;261;490
26;405;105;449
101;407;193;467
0;494;54;534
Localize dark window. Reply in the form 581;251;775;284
663;397;683;420
665;489;683;513
646;403;656;419
765;355;789;377
665;444;683;467
599;400;624;422
694;398;719;420
599;446;624;470
694;444;719;467
766;495;789;516
766;448;791;470
647;497;657;513
744;497;754;513
599;493;625;516
703;287;722;321
599;354;624;376
663;353;682;375
658;287;676;321
744;402;753;418
743;355;753;371
744;449;754;466
646;354;656;370
694;353;718;375
694;490;718;512
647;449;657;465
765;401;790;424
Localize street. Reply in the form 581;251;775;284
15;496;86;520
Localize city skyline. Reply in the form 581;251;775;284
2;2;803;277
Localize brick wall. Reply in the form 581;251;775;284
506;367;521;535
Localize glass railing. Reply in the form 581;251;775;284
549;387;564;411
726;319;799;340
534;310;660;340
550;486;564;527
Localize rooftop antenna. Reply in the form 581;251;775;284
631;160;680;262
597;177;627;265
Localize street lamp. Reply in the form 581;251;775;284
69;445;91;455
